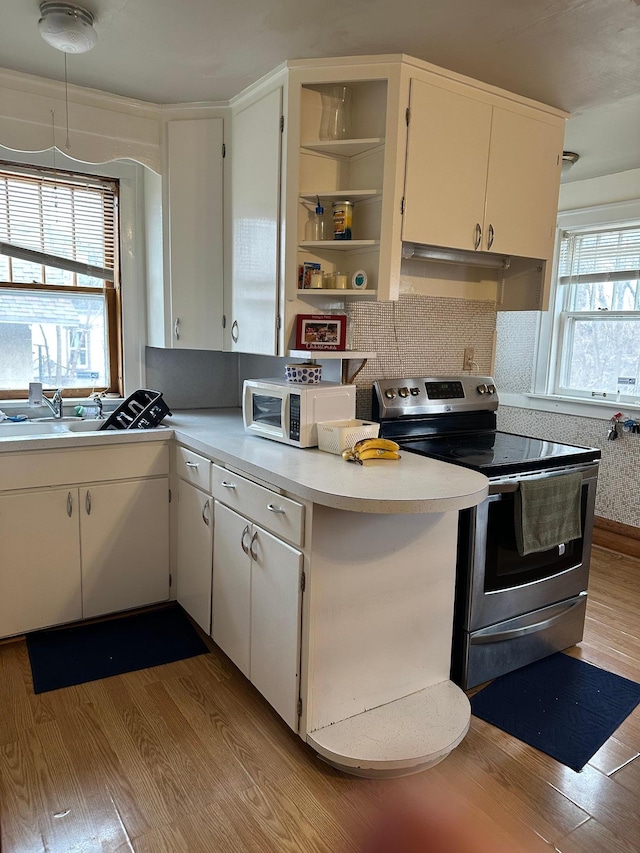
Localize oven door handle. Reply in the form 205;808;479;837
470;595;586;644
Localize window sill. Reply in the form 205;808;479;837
499;392;640;421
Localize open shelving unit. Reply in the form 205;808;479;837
288;349;376;384
297;81;389;298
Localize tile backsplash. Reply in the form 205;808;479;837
346;293;496;418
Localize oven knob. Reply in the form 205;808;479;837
477;383;488;395
487;384;496;395
410;387;420;396
398;387;409;398
384;389;396;399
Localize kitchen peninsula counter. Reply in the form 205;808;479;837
0;408;488;513
1;408;488;778
169;409;489;514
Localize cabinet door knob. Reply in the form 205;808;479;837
267;503;286;514
487;223;495;250
202;498;211;526
249;530;259;561
85;490;92;515
174;317;180;340
241;524;251;555
231;320;239;343
474;223;482;250
67;491;73;517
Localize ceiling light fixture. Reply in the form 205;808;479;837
562;151;580;172
38;2;98;54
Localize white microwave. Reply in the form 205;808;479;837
242;378;356;447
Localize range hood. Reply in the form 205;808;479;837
402;241;511;272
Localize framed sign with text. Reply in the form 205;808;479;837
294;314;347;351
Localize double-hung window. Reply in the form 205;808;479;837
0;162;121;398
552;222;640;404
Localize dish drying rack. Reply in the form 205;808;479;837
99;390;172;430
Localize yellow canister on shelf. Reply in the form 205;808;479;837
332;200;353;240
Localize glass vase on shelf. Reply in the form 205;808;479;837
320;86;352;141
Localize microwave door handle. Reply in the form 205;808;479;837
242;383;253;430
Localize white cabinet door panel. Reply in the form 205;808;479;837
250;526;303;730
0;489;82;637
402;78;492;252
230;87;283;355
212;502;251;676
177;480;213;634
167;118;224;350
80;478;170;618
484;107;562;259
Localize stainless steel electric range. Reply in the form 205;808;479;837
372;375;601;690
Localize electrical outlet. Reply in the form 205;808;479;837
463;347;475;370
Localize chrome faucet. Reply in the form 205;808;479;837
41;388;64;419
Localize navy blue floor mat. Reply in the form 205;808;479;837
470;652;640;771
26;605;209;694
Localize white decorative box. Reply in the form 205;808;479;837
316;419;380;454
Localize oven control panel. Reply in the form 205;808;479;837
373;375;498;419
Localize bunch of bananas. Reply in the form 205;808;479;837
341;437;401;464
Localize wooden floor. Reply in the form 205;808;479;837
1;545;639;852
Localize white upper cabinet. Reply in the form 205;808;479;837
225;56;566;345
402;79;493;253
402;77;564;262
229;86;284;355
164;117;225;350
483;106;564;260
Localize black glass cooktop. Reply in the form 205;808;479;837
400;430;601;477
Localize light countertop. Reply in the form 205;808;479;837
0;408;489;514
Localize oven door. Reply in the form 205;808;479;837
463;465;598;632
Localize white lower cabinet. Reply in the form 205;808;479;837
0;488;83;637
176;478;213;633
212;501;303;729
0;443;170;639
80;478;170;619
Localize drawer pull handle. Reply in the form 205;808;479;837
249;531;259;561
202;498;211;526
267;503;286;514
185;461;199;468
67;492;73;517
241;524;250;555
85;490;92;516
221;481;236;489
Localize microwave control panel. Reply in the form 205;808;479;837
289;394;300;442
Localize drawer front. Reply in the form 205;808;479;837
176;446;212;493
1;442;169;492
212;464;304;546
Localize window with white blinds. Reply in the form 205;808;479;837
553;223;640;401
0;163;121;397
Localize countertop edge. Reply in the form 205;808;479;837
0;410;490;514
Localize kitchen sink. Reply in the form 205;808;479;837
0;418;105;437
31;416;90;423
64;419;105;432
